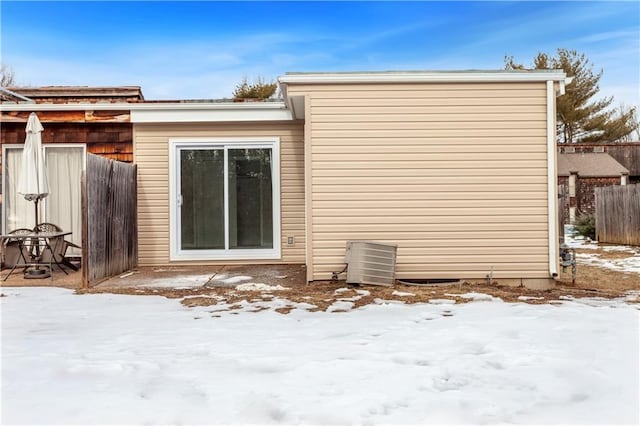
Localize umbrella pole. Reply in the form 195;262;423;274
34;198;39;230
34;198;40;258
24;198;49;279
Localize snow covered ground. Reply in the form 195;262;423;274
575;250;640;274
564;226;640;273
1;287;639;425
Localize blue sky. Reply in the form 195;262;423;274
1;1;638;107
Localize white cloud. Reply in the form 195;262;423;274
568;29;640;44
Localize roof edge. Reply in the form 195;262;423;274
279;70;568;84
0;101;288;112
0;87;34;103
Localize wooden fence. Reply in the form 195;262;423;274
595;184;640;246
82;154;137;287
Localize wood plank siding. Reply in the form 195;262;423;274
1;121;133;161
286;82;551;281
134;122;305;266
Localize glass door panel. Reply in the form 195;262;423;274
44;146;84;255
180;149;224;250
3;147;35;232
228;148;273;249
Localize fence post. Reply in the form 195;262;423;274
594;188;600;242
81;169;88;289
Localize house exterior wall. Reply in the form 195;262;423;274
286;82;552;281
575;176;621;218
1;121;133;163
134;121;305;266
559;175;625;225
1;115;133;203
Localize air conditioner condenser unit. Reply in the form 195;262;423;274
345;240;397;287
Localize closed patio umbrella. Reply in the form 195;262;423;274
17;112;49;226
17;112;50;278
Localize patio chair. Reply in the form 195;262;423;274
2;228;34;269
34;222;80;272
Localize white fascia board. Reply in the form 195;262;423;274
1;101;293;122
131;107;292;123
279;71;568;84
0;101;288;111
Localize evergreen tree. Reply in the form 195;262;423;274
505;49;637;143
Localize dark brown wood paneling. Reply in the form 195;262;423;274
605;145;640;177
1;110;130;123
1;122;133;161
575;176;621;216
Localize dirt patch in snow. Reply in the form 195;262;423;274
78;272;639;314
557;262;640;293
602;250;639;259
576;247;639;260
72;250;640;313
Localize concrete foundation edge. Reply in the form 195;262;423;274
464;277;556;290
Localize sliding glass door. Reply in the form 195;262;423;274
180;148;225;250
228;148;273;250
173;139;280;260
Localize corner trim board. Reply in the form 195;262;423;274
546;80;558;277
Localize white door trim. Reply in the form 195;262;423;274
169;137;281;261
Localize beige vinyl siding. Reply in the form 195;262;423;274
287;82;550;281
134;121;305;266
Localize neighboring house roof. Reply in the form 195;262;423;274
557;153;629;177
3;86;144;103
559;143;640;177
0;87;34;102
